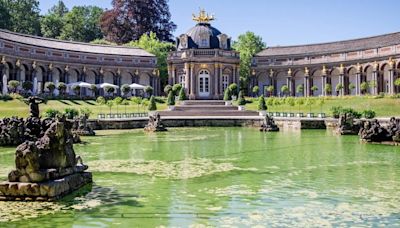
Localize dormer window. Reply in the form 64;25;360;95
218;34;228;49
199;33;209;48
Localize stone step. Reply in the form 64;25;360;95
174;105;238;111
183;100;226;106
159;110;259;117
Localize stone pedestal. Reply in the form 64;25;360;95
0;172;92;201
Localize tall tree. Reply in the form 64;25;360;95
126;32;175;88
2;0;41;35
0;1;11;30
100;0;176;44
232;32;266;88
59;5;103;42
40;1;69;38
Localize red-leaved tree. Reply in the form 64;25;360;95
100;0;176;44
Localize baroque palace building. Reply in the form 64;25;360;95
167;10;240;99
0;29;160;96
251;33;400;97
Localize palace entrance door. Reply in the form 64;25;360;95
198;70;210;98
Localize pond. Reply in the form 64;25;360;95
0;127;399;227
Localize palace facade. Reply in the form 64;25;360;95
167;10;240;99
252;33;400;97
0;29;160;96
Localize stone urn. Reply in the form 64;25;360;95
225;101;232;106
259;110;267;116
168;105;176;111
238;106;246;111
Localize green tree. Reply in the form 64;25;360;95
40;1;68;38
57;82;67;95
121;84;131;97
232;32;266;88
281;85;289;97
5;0;41;35
178;87;186;101
318;97;325;113
305;98;315;113
131;96;142;112
90;39;117;45
45;82;56;95
148;95;157;111
167;91;175;106
96;96;106;113
296;97;305;112
126;32;175;90
144;86;153;96
257;95;267;111
113;96;123;113
59;6;103;42
106;100;114;114
394;78;400;87
360;82;369;94
311;85;318;95
252;86;260;97
296;84;304;96
287;97;295;112
266;85;274;97
324;83;332;95
0;1;11;30
8;80;20;93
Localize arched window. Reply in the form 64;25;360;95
222;74;229;92
179;74;186;87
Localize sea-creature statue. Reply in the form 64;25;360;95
336;113;361;135
144;113;167;132
358;117;399;144
71;114;95;137
260;114;279;132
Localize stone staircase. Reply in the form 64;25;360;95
159;100;259;117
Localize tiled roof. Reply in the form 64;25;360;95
0;29;155;57
256;32;400;57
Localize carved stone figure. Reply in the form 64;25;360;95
71;115;95;137
359;117;399;144
144;113;167;132
25;96;45;118
336;113;361;135
260;114;279;132
0;116;92;201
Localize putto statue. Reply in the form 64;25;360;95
359;117;400;145
0;115;92;201
71;114;95;137
25;96;45;118
144;113;167;132
260;114;279;132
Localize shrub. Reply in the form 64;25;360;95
360;82;369;94
164;85;173;95
72;85;81;96
104;86;115;96
348;83;356;92
376;92;385;99
223;88;231;101
362;109;376;119
45;82;56;94
330;106;343;118
80;107;93;118
281;85;289;96
311;85;318;92
252;86;259;96
266;97;275;106
266;85;274;96
324;83;332;94
89;84;98;96
335;83;343;92
44;108;61;118
64;108;79;119
257;95;267;111
154;96;166;104
296;84;304;95
178;87;186;101
22;81;33;92
96;96;106;105
0;94;12;101
8;80;20;93
237;91;246;106
167;91;175;106
144;86;153;96
341;108;362;119
229;83;238;96
172;84;182;95
148;95;157;111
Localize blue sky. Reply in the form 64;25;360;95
39;0;400;46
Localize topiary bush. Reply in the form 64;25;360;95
64;108;79;119
148;95;157;111
229;83;238;96
362;109;376;119
237;91;246;106
257;95;267;111
330;106;343;118
223;88;231;101
164;85;173;95
178;87;186;101
44;108;61;118
172;84;182;95
167;91;175;106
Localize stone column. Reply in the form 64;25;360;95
303;77;309;97
219;64;223;96
184;63;190;92
355;73;361;95
214;63;219;98
189;63;195;99
389;69;395;95
233;65;236;84
321;76;326;96
372;71;378;95
339;74;345;96
167;65;172;85
171;66;176;85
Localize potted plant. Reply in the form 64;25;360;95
311;85;318;96
257;95;267;116
324;83;332;96
335;83;344;96
252;86;259;97
229;83;238;100
280;85;289;97
167;91;175;110
223;88;232;106
237;91;246;111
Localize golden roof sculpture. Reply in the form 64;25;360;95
192;9;215;24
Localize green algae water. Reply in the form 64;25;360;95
0;127;400;227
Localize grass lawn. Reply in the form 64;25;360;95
243;96;400;117
0;99;168;118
